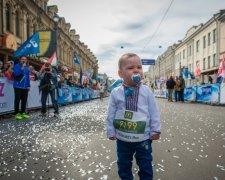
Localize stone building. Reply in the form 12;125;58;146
148;9;225;86
0;0;98;82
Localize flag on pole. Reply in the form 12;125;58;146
217;55;225;83
188;71;195;80
74;53;81;65
217;55;225;77
182;67;188;79
40;52;57;71
195;62;201;77
13;32;40;57
73;52;83;84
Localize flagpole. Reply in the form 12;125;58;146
53;14;60;65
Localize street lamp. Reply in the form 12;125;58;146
53;14;60;63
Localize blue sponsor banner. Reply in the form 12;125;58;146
71;87;82;102
196;84;220;103
184;86;196;101
141;59;155;65
82;88;89;100
58;87;98;104
58;86;72;104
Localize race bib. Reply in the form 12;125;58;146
113;110;147;142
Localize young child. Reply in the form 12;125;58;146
106;53;161;180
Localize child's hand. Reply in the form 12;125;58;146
150;133;160;140
109;136;116;140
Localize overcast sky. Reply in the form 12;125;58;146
48;0;225;79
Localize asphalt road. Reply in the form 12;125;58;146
0;98;224;180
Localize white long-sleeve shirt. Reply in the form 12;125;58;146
106;84;161;141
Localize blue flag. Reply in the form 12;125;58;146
87;68;93;85
74;53;80;65
73;53;83;84
182;67;188;79
188;71;195;80
13;32;40;57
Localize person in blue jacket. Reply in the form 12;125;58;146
13;56;30;120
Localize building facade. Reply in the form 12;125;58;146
0;0;98;82
149;9;225;86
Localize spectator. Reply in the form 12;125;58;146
179;76;185;102
99;83;104;100
13;56;30;120
166;76;176;102
208;76;213;84
39;62;59;117
29;65;38;81
174;76;180;102
4;61;14;80
0;61;5;77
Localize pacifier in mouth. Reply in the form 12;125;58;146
131;74;141;84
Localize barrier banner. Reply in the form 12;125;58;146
0;78;100;114
93;90;99;98
0;78;14;113
28;81;43;108
72;87;82;102
82;88;89;100
58;86;72;104
220;83;225;104
184;86;197;101
154;89;167;98
196;84;220;103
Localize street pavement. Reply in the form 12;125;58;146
0;98;224;180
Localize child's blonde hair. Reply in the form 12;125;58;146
118;53;140;70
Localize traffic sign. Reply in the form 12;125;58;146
141;59;155;65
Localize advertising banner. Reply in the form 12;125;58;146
0;78;14;113
58;86;72;104
184;86;197;101
220;83;225;104
71;87;82;102
196;84;220;103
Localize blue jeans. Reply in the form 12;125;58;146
116;139;153;180
41;89;58;114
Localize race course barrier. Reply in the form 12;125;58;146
0;78;100;114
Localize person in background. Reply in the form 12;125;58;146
166;76;176;102
106;53;161;180
99;83;104;101
39;62;59;117
179;75;185;102
174;76;180;102
0;61;5;77
29;65;38;81
58;76;66;88
4;61;14;81
13;56;30;120
208;76;213;84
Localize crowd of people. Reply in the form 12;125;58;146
1;56;105;120
166;75;185;102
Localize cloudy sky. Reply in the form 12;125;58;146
48;0;225;79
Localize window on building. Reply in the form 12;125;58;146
188;45;191;56
213;54;216;67
213;29;216;43
203;58;206;70
203;36;206;48
196;40;200;52
183;49;185;59
6;3;11;32
208;56;210;69
208;32;211;46
26;18;30;39
15;11;20;37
